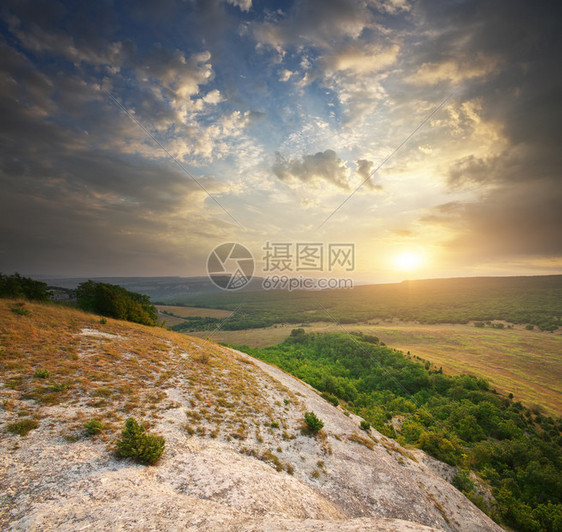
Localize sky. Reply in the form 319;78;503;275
0;0;561;284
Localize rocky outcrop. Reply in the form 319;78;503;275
0;307;502;531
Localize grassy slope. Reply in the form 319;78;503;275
0;299;290;443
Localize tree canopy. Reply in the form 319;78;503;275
0;273;52;301
75;281;157;326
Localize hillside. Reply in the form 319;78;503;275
0;300;500;531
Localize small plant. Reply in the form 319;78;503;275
259;450;284;472
321;392;339;406
10;305;30;316
271;421;280;428
99;317;107;324
360;420;371;431
303;411;324;434
7;418;39;436
84;419;104;436
116;418;165;465
34;369;50;379
49;381;68;392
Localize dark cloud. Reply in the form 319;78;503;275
447;155;495;188
423;178;562;259
252;0;375;51
272;149;350;189
404;0;562;261
0;27;231;276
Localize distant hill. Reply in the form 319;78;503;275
165;275;562;332
0;299;500;531
42;276;266;301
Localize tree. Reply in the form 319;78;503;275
0;273;51;301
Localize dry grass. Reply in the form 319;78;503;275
0;300;295;444
347;433;375;450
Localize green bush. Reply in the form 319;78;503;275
84;419;104;435
116;418;165;465
34;369;50;379
7;418;39;436
304;411;324;434
360;420;371;431
321;391;339;406
453;469;475;493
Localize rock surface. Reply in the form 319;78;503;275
0;309;503;531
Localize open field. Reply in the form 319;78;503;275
190;322;562;416
156;305;233;319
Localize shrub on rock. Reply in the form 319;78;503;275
116;418;165;465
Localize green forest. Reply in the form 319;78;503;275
234;330;562;531
167;276;562;332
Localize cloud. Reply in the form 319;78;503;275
272;149;351;189
322;43;399;75
278;69;294;82
0;28;240;276
225;0;252;12
135;46;213;100
405;56;498;86
422;179;562;259
447;155;497;188
252;0;374;52
5;12;132;69
371;0;411;15
356;159;383;190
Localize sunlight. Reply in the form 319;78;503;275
394;250;424;271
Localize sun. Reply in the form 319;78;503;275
394;250;424;271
